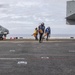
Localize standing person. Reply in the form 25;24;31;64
38;22;45;43
44;27;51;41
32;28;38;40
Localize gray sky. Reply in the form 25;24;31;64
0;0;75;35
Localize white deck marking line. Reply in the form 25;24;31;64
69;50;75;52
41;57;49;59
10;50;15;52
0;58;25;60
17;61;27;64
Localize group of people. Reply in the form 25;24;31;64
32;22;51;43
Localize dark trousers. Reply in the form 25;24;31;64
35;35;38;40
39;33;43;42
46;33;49;41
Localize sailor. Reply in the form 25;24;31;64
38;22;45;43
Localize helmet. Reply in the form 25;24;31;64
41;22;44;26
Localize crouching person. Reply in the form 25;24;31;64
32;28;38;40
44;27;51;41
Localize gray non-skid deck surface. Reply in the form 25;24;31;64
0;41;75;75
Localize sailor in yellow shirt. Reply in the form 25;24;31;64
32;28;38;40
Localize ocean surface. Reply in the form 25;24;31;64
7;34;75;39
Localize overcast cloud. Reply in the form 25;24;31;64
0;0;75;36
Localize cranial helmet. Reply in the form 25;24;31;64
41;22;44;26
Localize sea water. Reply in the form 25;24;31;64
7;34;75;39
